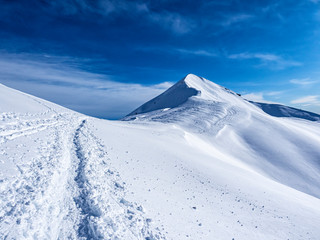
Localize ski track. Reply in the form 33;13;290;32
71;119;165;240
73;119;101;239
0;107;165;239
0;111;79;239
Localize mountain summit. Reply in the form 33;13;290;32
127;73;242;116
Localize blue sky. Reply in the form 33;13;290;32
0;0;320;119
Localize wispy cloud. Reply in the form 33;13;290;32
0;53;172;119
175;49;217;57
228;52;302;69
148;11;195;35
290;78;318;85
137;46;217;58
222;14;254;26
47;0;148;16
46;0;194;35
242;91;283;103
242;92;265;102
291;95;320;105
265;91;284;96
229;53;279;61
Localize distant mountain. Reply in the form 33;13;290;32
250;101;320;121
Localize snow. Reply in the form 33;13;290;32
127;74;244;117
251;101;320;121
0;85;162;239
127;74;200;116
124;74;320;199
1;74;320;240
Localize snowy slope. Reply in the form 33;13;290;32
0;84;164;239
124;74;320;199
1;75;320;240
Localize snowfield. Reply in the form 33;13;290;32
1;74;320;240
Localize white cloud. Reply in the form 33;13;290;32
229;53;279;61
222;14;254;26
242;92;265;102
290;78;318;85
265;91;284;96
48;0;148;16
291;95;320;105
148;12;195;35
242;92;280;103
137;46;218;58
228;52;301;69
175;49;217;57
46;1;193;35
0;53;172;119
242;92;266;102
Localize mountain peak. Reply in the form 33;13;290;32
126;74;243;117
182;73;206;88
127;74;201;116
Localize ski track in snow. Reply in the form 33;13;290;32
72;119;165;240
0;111;80;239
73;119;98;239
0;107;165;239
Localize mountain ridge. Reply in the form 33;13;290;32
126;73;320;122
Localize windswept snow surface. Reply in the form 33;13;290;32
1;73;320;240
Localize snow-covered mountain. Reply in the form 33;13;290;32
125;74;320;198
1;74;320;240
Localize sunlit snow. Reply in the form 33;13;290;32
1;74;320;240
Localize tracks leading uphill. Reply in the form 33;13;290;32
0;111;80;239
0;106;166;239
71;119;166;240
73;119;103;239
